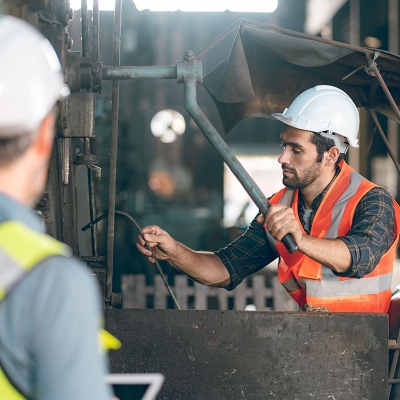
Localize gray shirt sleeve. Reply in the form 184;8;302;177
0;256;113;400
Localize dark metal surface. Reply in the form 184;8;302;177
106;309;388;400
64;92;95;137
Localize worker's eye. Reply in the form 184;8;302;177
292;148;301;154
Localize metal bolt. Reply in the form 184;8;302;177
184;50;195;61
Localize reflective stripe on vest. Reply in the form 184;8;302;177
0;220;69;301
0;220;70;400
0;220;121;399
270;160;400;312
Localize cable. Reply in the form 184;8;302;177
82;210;181;309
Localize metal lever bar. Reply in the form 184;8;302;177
181;73;298;254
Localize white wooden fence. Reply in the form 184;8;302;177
121;273;297;311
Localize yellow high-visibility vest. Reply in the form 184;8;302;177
0;220;120;399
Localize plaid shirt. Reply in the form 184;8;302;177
216;179;396;291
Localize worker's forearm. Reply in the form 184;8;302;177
298;235;352;273
168;242;231;287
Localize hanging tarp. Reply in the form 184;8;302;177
203;19;400;133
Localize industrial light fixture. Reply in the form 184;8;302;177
70;0;278;12
150;109;186;144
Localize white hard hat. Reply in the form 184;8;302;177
272;85;359;154
0;15;69;135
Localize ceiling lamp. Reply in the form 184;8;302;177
150;109;186;144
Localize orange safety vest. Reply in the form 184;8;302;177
269;160;400;313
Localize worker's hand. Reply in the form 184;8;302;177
261;204;303;245
136;225;177;263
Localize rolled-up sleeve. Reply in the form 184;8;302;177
215;217;278;290
337;187;395;278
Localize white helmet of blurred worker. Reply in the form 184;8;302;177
0;15;69;135
272;85;359;154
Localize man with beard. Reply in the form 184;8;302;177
137;85;400;313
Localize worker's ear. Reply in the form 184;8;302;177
325;146;340;167
34;112;56;158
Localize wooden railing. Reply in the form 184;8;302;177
121;273;297;311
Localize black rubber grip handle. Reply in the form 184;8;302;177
281;233;298;254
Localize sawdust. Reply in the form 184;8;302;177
300;303;330;312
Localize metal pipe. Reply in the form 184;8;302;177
88;0;100;257
84;138;99;256
102;65;177;80
92;0;99;64
81;0;90;58
183;75;297;253
366;54;400;123
106;0;122;301
367;108;400;174
89;0;100;256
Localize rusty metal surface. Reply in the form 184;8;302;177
106;0;122;301
64;92;95;137
106;309;388;400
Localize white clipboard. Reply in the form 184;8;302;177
105;373;164;400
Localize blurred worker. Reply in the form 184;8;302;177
0;15;115;400
137;85;400;313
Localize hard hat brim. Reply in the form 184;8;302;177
271;113;303;130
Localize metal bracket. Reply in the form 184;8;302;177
177;50;203;85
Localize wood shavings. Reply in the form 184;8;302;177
300;303;330;312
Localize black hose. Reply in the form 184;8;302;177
82;211;181;309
